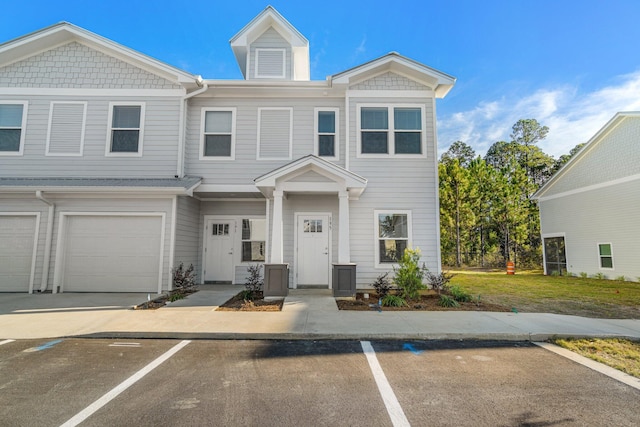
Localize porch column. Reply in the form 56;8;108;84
338;190;350;263
270;190;284;263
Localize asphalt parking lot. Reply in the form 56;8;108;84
1;339;639;426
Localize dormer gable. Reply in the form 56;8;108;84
230;6;310;81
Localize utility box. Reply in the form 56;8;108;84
264;264;289;297
332;263;356;297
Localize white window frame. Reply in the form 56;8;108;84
374;210;412;269
105;102;145;157
314;107;339;160
255;48;286;79
46;101;87;157
597;242;614;270
257;107;293;160
356;104;426;158
0;100;28;156
199;107;236;161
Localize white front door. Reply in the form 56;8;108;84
296;214;330;287
204;219;235;282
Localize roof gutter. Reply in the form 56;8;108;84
177;80;209;178
35;191;54;293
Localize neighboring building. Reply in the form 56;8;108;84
0;6;455;293
533;112;640;281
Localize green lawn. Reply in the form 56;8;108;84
449;271;640;319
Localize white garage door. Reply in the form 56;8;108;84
62;215;163;292
0;215;38;292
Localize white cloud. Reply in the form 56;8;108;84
438;70;640;158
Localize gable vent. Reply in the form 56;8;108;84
258;108;292;159
46;102;86;156
255;48;286;78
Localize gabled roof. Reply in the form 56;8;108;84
532;112;640;200
229;5;309;80
331;52;456;98
0;22;201;88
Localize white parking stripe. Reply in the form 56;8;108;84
60;340;191;427
0;339;15;346
360;341;410;427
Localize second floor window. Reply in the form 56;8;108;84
201;108;236;159
315;108;338;159
0;102;27;155
358;105;424;157
107;103;144;155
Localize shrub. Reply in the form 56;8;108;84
439;295;459;308
579;272;588;279
615;275;626;282
244;264;263;292
550;270;561;277
172;262;197;290
593;273;606;280
426;270;455;295
371;272;394;298
393;248;427;301
382;294;407;307
239;289;256;301
448;284;472;302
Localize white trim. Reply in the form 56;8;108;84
345;95;350;170
52;212;166;294
0;212;40;293
356;104;427;158
256;107;293;160
255;48;286;79
0;88;186;97
195;184;259;193
536;173;640;202
199;107;236;161
293;212;332;289
105;102;145;157
597;242;614;271
168;196;177;290
541;233;567;276
346;89;434;98
431;97;442;272
373;209;413;269
0;100;28;156
314;107;339;161
45;101;87;157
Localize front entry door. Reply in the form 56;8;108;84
544;236;567;275
204;220;235;282
297;214;330;287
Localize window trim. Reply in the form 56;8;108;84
597;242;614;270
241;218;266;263
105;102;145;157
254;48;286;79
256;107;293;160
0;100;28;156
356;104;426;158
314;107;339;160
374;209;412;269
199;107;236;161
46;101;87;157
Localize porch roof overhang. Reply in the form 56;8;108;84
254;155;367;199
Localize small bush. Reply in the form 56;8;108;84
615;275;626;282
426;270;455;295
439;295;459;308
371;272;394;298
382;294;407;307
448;285;472;302
244;264;263;292
579;272;588;279
168;292;185;302
172;262;197;290
393;248;427;301
238;289;255;301
593;273;606;280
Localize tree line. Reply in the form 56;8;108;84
439;119;584;269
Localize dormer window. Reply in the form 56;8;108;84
255;48;286;78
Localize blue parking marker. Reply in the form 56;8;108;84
402;343;423;355
33;339;63;351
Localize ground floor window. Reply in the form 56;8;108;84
242;219;265;262
543;236;566;275
598;243;613;269
375;210;411;266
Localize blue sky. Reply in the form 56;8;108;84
2;0;640;158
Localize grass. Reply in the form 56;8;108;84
552;338;640;379
449;271;640;319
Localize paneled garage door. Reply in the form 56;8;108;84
61;215;163;292
0;215;38;292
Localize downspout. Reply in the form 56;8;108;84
177;78;208;178
35;191;54;293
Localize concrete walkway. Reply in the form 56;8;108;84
1;286;639;341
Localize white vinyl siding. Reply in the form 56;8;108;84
106;102;145;156
200;108;236;160
0;213;39;292
257;107;292;160
174;196;201;277
46;101;87;156
0;101;28;156
255;48;286;79
314;107;339;160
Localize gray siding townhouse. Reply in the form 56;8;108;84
0;6;455;294
533;112;640;281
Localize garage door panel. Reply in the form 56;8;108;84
62;215;163;293
0;216;37;292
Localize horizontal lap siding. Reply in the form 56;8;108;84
185;97;345;183
540;179;640;281
174;196;201;282
0;96;181;177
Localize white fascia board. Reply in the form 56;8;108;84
0;88;186;97
0;186;193;195
194;184;258;193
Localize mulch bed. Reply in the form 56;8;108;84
337;291;512;312
217;291;284;312
133;288;198;310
